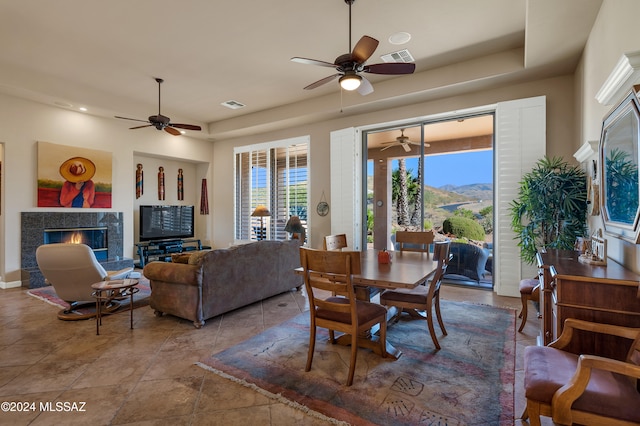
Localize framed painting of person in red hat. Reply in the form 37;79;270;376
37;142;112;208
59;157;96;207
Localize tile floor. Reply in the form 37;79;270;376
0;283;544;425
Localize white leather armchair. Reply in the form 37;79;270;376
36;243;133;319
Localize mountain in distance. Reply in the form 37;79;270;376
438;183;493;202
425;183;493;214
366;176;493;209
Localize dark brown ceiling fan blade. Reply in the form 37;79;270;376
170;123;202;131
364;62;416;75
357;76;374;95
291;57;336;68
292;1;412;96
115;116;149;123
352;35;378;64
164;126;181;136
304;74;341;90
116;78;199;136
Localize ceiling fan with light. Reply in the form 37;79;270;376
291;0;415;95
380;129;426;152
115;78;202;136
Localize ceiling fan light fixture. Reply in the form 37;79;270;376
339;73;362;91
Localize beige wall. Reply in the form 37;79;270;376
211;75;576;249
0;94;213;286
0;71;589;288
576;0;640;273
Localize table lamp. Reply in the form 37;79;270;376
284;216;306;242
251;205;271;240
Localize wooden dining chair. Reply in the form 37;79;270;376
523;318;640;425
299;247;388;386
323;234;348;251
395;230;435;256
380;240;451;350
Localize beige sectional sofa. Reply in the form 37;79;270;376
143;239;303;328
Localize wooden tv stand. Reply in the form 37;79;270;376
536;249;640;360
135;238;202;267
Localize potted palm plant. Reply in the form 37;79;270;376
510;156;588;264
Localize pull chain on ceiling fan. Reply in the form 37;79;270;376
115;78;202;136
291;0;415;96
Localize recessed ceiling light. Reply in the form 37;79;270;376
180;130;186;134
79;107;87;112
388;32;411;45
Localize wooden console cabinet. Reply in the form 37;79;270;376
536;249;640;360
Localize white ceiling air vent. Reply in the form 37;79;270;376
221;100;246;110
380;49;415;63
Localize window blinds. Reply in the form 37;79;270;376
235;138;309;242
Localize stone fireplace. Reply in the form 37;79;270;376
21;212;133;288
43;226;108;260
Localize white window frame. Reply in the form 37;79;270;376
332;96;546;297
234;136;310;242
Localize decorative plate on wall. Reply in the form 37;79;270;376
317;201;329;217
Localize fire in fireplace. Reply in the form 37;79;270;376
44;227;108;260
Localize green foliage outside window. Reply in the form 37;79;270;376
442;216;485;241
453;208;476;220
479;205;493;234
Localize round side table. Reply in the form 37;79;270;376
91;278;139;335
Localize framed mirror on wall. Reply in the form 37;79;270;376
599;86;640;243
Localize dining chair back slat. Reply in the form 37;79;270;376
395;230;435;256
299;247;387;386
323;234;348;251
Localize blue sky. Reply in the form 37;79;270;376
368;150;493;188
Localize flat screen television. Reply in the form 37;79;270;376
139;205;194;241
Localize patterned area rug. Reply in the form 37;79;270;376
26;277;151;318
197;300;516;426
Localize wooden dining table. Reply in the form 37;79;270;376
295;250;438;359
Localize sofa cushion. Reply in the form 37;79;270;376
171;253;191;264
188;250;210;265
171;250;210;265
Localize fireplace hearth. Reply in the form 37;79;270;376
21;212;133;288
